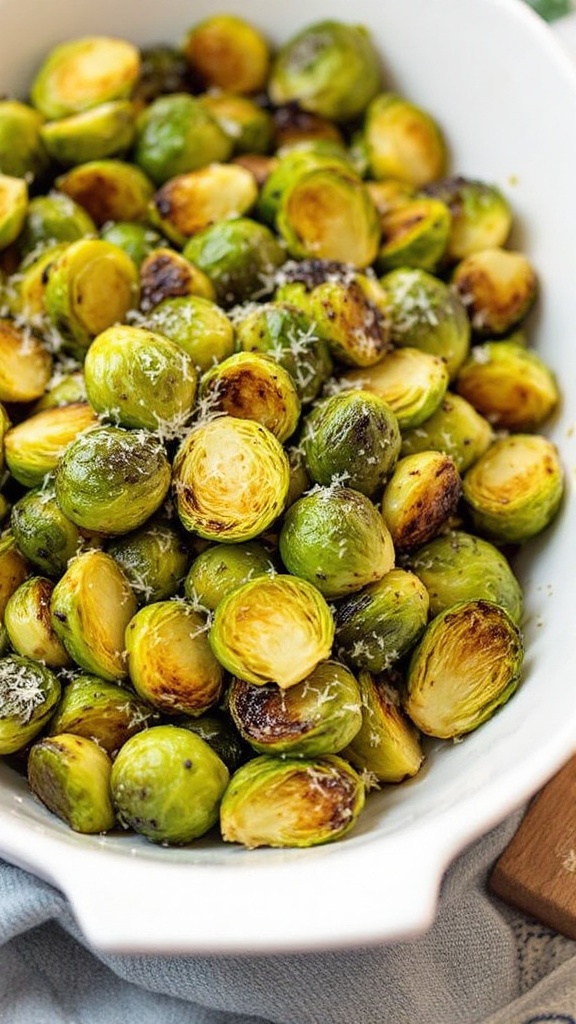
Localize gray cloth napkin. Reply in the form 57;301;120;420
1;807;576;1024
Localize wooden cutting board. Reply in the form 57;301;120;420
489;753;576;938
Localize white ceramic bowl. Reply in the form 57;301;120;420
1;0;576;954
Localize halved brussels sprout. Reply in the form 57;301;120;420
0;318;52;403
55;425;171;535
28;733;116;833
301;389;401;497
47;674;158;755
32;369;87;412
125;600;223;715
340;348;450;431
198;93;273;155
0;534;30;620
111;724;229;844
51;549;137;680
210;573;334;689
381;451;462;551
44;238;140;355
232;152;277;188
220;753;365;848
107;516;189;605
10;486;80;578
184;540;275;612
0;401;10;475
182;14;271;95
376;196;451;273
407;530;523;624
400;392;495;473
345;670;424;783
134;93;233;186
279;486;395;599
149;163;258;246
56;159;154;226
452;247;538;336
462;434;564;544
455;340;559;431
172;416;289;542
18;191;96;257
0;654;61;755
4;576;71;668
183;217;285;307
228;659;362;757
30;35;141;120
6;242;69;324
362;92;447;186
404;599;524;738
255;143;352;227
142;294;234;371
422;176;513;261
4;402;98;487
40;100;136;167
0;174;28;250
139;247;215;310
84;324;197;434
335;568;430;673
99;221;164;268
366;178;416;216
271;105;344;151
0;99;49;182
268;20;381;122
172;711;249;775
199;351;301;443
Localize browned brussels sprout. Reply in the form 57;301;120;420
28;733;116;833
0;655;61;755
345;670;424;783
182;14;271;95
381;451;462;551
452;247;538;336
47;674;158;756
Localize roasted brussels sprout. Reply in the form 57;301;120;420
55;425;171;535
335;568;430;673
462;434;564;544
134;93;233;186
107;517;189;605
220;753;365;848
133;45;195;106
345;670;424;783
0;99;49;182
255;143;352;228
184;540;274;611
210;573;334;689
455;340;559;431
5;242;69;324
381;451;462;551
198;93;273;155
47;674;158;755
125;600;223;715
142;294;235;371
364;92;447;188
173;711;249;775
18;191;96;257
183;217;284;308
0;175;28;250
10;486;80;578
0;534;30;620
56;159;154;226
271;105;344;151
182;14;271;95
28;733;116;833
32;369;87;412
268;20;381;122
30;36;141;120
149;163;258;246
228;659;362;757
50;549;137;680
0;655;61;755
4;576;71;668
199;351;301;443
404;599;524;738
40;100;136;167
0;318;52;403
375;195;451;273
172;416;289;542
300;389;401;497
400;392;494;473
279;486;395;598
4;402;98;487
138;246;215;310
451;247;538;336
99;221;163;268
407;530;523;624
110;724;229;844
422;176;513;261
340;348;450;431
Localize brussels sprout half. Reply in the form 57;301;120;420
28;733;116;833
184;540;275;611
4;402;98;488
30;35;141;120
56;159;155;226
344;670;424;783
455;340;559;432
400;392;494;473
0;534;30;622
0;318;52;404
47;674;158;756
0;99;49;182
340;347;449;431
0;655;61;755
452;247;538;337
18;191;97;257
40;100;136;167
376;196;451;273
4;576;71;668
182;14;271;95
150;163;258;247
0;174;28;250
422;175;513;261
381;451;462;551
363;92;447;187
139;247;215;311
199;351;301;443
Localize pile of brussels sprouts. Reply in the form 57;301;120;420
0;15;564;849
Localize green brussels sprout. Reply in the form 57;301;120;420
375;196;451;273
5;242;69;324
184;540;275;612
110;724;229;844
334;568;430;673
30;36;141;120
4;576;71;668
99;221;164;268
400;392;495;473
300;389;401;497
47;674;158;756
44;238;140;356
0;174;28;249
125;600;224;716
51;549;137;680
279;486;395;599
452;247;538;336
0;319;52;403
55;425;171;535
362;92;447;187
149;163;258;247
0;534;30;620
227;659;362;758
455;340;559;432
0;99;49;182
18;192;97;258
84;324;197;434
183;217;285;308
268;20;381;122
462;434;564;544
182;14;271;95
134;93;233;186
422;176;513;261
10;486;80;578
107;517;189;605
173;710;250;774
133;45;195;106
255;143;352;227
142;294;235;372
172;416;289;542
340;347;450;431
209;573;334;689
220;753;365;848
198;93;273;155
381;451;462;551
32;369;87;412
56;159;154;226
4;402;98;487
381;267;471;378
28;733;116;833
139;246;216;310
344;669;424;783
407;530;524;624
40;100;136;167
404;599;524;738
0;654;61;755
199;351;301;443
235;300;333;404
